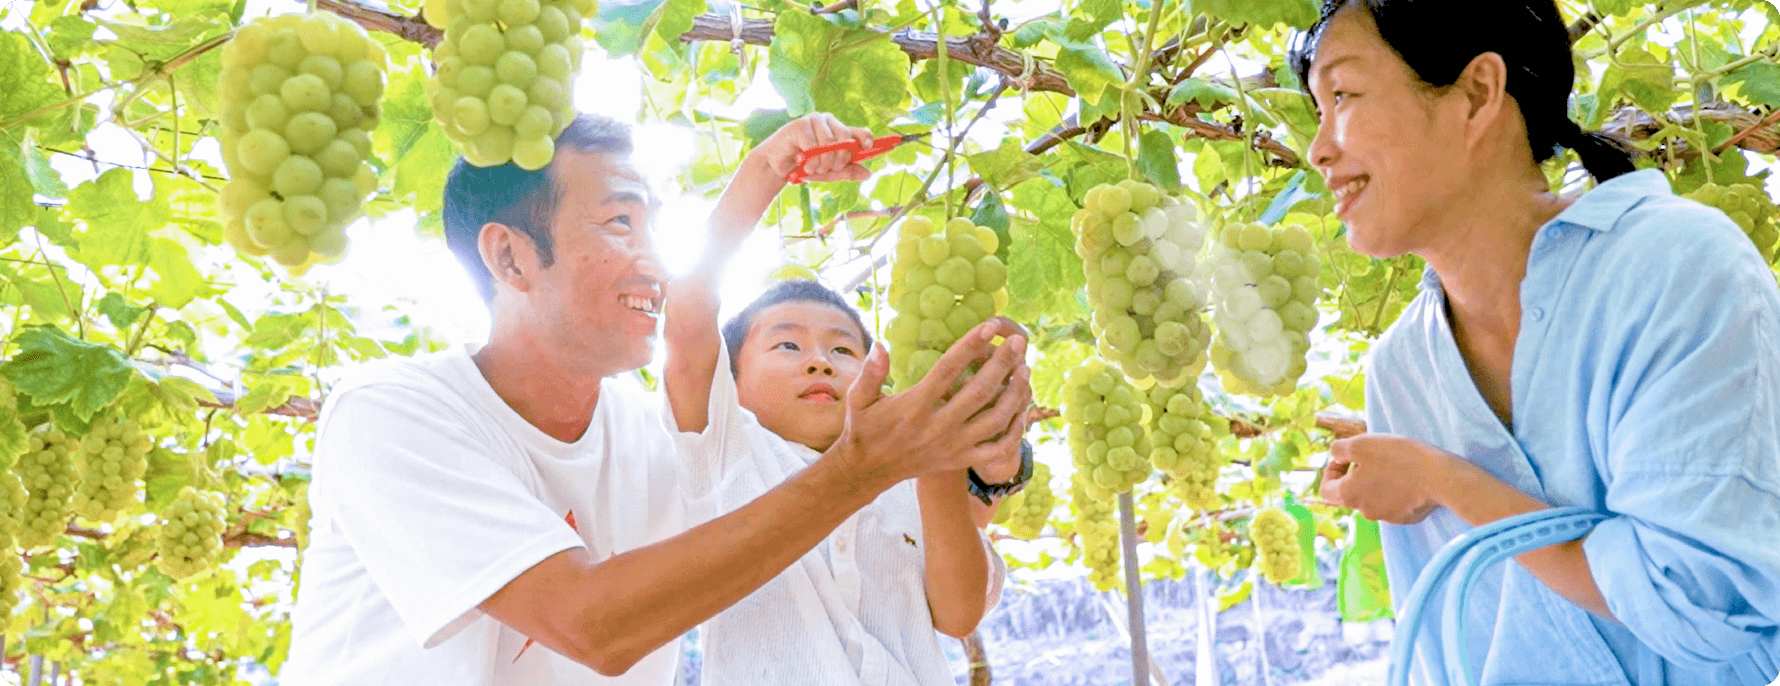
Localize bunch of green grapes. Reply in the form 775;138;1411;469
0;556;19;619
0;472;26;549
1206;220;1322;397
427;0;595;169
72;414;153;523
885;216;1009;391
155;487;228;580
1250;506;1303;585
1142;383;1226;511
216;12;388;270
1686;182;1779;265
1061;357;1153;502
16;425;76;549
1193;0;1317;29
1071;477;1123;591
1074;180;1213;387
1003;462;1052;540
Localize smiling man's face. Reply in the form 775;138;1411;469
519;149;667;377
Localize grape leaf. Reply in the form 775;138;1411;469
0;132;34;237
1052;41;1122;107
1259;170;1317;226
0;32;62;128
96;293;145;330
1006;177;1085;318
1075;0;1120;32
965;136;1044;190
740;109;794;147
379;66;453;223
66;168;170;268
44;17;97;60
654;0;709;46
769;9;912;131
1722;61;1780;108
143;238;208;308
593;0;661;57
1166;78;1238;109
0;326;136;422
21;139;66;201
969;191;1012;259
1137;130;1181;191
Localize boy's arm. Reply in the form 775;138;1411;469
664;113;874;433
916;423;1028;637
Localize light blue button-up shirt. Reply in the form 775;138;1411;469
1365;169;1780;685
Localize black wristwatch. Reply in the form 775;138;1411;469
966;439;1034;506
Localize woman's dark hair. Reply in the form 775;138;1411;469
722;279;875;377
1288;0;1637;182
443;114;636;302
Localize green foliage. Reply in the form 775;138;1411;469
1;327;135;423
0;0;1774;677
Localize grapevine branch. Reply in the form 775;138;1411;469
317;0;443;48
1227;412;1366;440
308;0;1780;168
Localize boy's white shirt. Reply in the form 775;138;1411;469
282;344;685;686
666;344;1005;686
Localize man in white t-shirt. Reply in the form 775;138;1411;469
279;113;1033;686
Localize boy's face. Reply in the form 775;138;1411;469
734;301;869;452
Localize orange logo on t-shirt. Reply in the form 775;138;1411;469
514;509;578;663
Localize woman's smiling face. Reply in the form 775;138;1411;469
1304;6;1477;258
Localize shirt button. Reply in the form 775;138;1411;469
1529;307;1545;321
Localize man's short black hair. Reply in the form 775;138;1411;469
442;114;635;302
722;279;875;376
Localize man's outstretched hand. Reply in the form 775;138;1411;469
831;317;1033;490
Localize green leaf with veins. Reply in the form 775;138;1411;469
0;326;136;423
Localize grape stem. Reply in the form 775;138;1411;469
1119;0;1167;179
931;0;956;219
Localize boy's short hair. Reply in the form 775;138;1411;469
442;114;635;303
722;280;875;376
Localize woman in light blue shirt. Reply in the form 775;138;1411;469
1292;1;1780;684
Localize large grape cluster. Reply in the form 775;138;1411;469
1071;477;1122;591
1250;506;1303;585
0;472;26;549
1141;383;1225;511
1207;220;1322;397
217;12;387;269
155;488;228;580
1002;462;1053;540
0;557;19;619
1686;182;1779;265
885;217;1009;391
427;0;595;169
1062;357;1153;502
16;425;76;549
1074;180;1213;387
72;415;152;523
1193;0;1317;29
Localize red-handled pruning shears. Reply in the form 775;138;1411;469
787;132;929;184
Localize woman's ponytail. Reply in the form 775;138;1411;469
1556;119;1637;183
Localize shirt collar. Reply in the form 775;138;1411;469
1546;168;1672;233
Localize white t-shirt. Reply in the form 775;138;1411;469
668;346;1004;686
281;345;685;686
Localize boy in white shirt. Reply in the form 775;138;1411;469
664;112;1029;685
